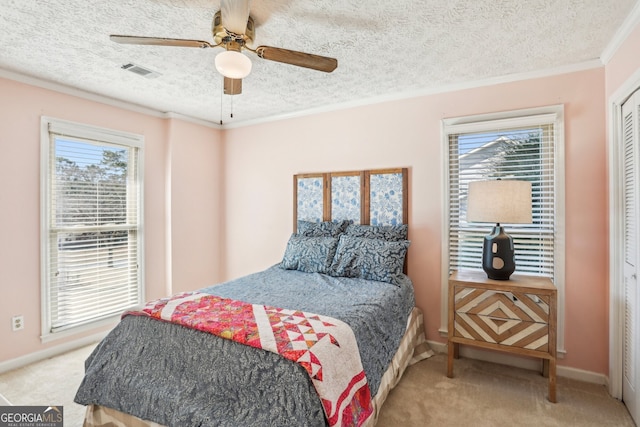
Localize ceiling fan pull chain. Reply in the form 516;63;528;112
220;81;224;126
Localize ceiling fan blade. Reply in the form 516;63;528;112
255;46;337;73
221;0;252;35
110;35;213;48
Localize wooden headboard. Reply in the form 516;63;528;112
293;168;408;232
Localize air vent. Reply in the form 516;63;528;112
121;63;161;79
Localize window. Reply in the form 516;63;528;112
41;117;144;340
441;106;565;352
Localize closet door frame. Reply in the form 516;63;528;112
609;68;640;402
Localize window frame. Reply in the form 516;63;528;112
40;116;145;342
439;105;566;355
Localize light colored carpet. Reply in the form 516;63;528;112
377;354;635;427
0;346;635;426
0;344;95;426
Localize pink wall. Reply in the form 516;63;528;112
0;77;223;362
223;68;609;374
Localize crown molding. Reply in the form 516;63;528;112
600;2;640;65
164;112;222;129
2;60;602;131
0;68;222;130
224;59;603;129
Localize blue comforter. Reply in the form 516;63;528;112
74;265;415;427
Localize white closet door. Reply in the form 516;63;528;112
622;90;640;425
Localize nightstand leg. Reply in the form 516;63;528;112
548;358;557;403
447;342;456;378
542;359;549;378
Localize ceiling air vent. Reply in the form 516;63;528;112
121;63;161;78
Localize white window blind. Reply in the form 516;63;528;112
41;117;143;337
447;115;558;278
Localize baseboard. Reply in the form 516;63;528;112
427;340;608;386
0;331;106;375
556;365;608;385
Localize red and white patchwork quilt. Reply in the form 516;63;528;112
124;292;373;427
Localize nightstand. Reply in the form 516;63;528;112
447;270;557;402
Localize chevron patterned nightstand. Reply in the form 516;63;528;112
446;270;557;403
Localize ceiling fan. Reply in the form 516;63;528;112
110;0;338;95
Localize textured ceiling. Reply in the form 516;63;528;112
0;0;636;127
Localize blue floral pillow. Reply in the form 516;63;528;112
330;235;410;285
297;220;352;237
344;224;408;241
280;235;340;274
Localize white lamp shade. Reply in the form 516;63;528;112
215;50;252;79
467;180;532;224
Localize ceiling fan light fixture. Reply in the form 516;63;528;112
215;50;252;79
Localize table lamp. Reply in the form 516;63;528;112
466;179;532;280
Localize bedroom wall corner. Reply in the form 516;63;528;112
166;118;225;294
605;15;640;99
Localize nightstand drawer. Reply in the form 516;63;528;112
454;313;549;351
453;287;550;352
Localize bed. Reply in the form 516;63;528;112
74;167;433;426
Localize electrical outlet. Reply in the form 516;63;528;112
12;315;24;331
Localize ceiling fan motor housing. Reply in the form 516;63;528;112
213;11;254;47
